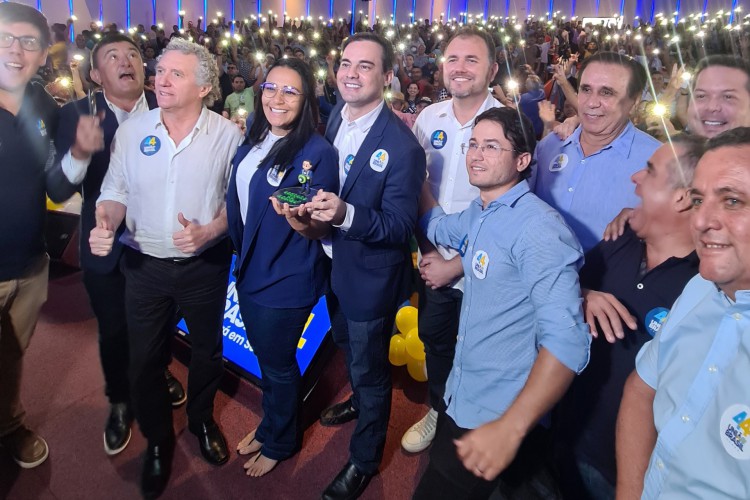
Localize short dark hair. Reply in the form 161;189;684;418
0;2;49;48
704;126;750;155
579;51;647;100
474;107;537;179
247;57;319;172
694;55;750;94
342;32;394;74
232;75;245;83
446;27;496;64
91;33;141;70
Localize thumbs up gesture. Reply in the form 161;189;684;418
172;212;209;254
90;204;115;256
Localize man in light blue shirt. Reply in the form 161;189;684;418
617;127;750;499
533;52;661;252
414;107;590;500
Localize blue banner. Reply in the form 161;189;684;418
177;255;331;380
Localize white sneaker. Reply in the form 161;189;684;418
401;408;438;453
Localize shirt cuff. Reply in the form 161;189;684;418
61;150;91;185
333;202;355;231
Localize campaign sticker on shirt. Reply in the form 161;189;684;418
267;165;285;187
644;307;669;337
458;235;469;257
370;149;389;172
549;153;568;172
140;135;161;156
344;154;355;176
719;404;750;460
431;130;447;149
472;250;489;279
37;119;47;137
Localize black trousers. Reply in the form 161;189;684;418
327;292;395;475
121;242;230;444
82;268;130;405
413;413;561;500
417;282;463;411
83;267;178;407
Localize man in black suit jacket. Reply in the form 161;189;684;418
50;33;184;457
304;33;427;499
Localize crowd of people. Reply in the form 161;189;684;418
3;1;750;499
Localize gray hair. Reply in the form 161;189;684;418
525;74;543;92
160;38;221;107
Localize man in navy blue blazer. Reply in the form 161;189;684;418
305;33;427;499
49;33;184;457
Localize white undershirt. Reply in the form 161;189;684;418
235;131;283;224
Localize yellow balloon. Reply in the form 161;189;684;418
388;334;408;366
395;306;418;334
404;327;425;360
407;358;428;382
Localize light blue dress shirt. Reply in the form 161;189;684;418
422;180;591;429
636;275;750;499
532;122;661;252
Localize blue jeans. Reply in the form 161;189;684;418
237;297;312;460
327;292;395;475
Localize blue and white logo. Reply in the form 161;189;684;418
344;154;355;176
472;250;489;279
140;135;161;156
644;307;669;337
431;130;447;149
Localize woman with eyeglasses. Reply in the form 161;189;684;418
226;58;339;477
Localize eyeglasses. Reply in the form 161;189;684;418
461;142;516;158
260;82;303;101
0;33;42;51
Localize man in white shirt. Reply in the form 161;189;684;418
91;38;242;499
403;26;501;454
51;32;188;460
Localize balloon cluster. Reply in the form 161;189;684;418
389;306;427;382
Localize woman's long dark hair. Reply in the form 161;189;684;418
247;57;320;171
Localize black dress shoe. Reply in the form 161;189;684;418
321;462;373;500
104;402;133;456
165;369;186;408
141;439;174;500
320;398;359;427
188;419;229;465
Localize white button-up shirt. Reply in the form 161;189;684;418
321;100;385;257
98;107;243;258
412;91;501;291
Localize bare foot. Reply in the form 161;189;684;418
237;429;262;455
245;453;278;477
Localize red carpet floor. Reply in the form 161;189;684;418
0;267;430;499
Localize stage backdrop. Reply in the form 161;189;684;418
33;0;740;34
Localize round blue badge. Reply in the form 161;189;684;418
140;135;161;156
644;307;670;337
431;130;447;149
344;154;355;175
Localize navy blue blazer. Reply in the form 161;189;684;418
226;132;339;309
52;91;158;273
324;102;426;321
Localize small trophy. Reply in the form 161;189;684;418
272;160;315;207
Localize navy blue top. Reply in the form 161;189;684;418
226;132;339;309
558;226;698;484
0;82;60;280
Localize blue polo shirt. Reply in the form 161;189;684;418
421;180;590;429
532;122;661;252
636;276;750;498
